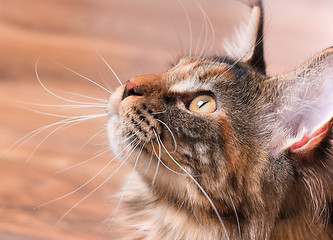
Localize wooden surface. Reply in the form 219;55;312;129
0;0;333;239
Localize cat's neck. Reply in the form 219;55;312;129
272;214;331;240
115;172;331;240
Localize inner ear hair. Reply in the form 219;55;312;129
286;118;333;168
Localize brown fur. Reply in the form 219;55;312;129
107;1;333;239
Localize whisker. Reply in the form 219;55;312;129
114;143;145;215
194;11;205;56
144;141;155;175
55;145;111;174
36;138;140;210
17;101;106;109
57;106;106;113
25;114;107;164
95;50;123;86
25;121;73;165
150;110;167;115
197;4;215;54
40;55;112;94
35;58;108;105
2;113;106;160
151;133;161;188
119;131;140;144
199;7;209;58
133;119;144;126
227;191;241;238
53;139;142;227
155;118;177;152
156;133;230;239
17;104;107;119
177;0;193;57
79;127;106;150
51;88;108;103
96;55;114;92
152;130;185;176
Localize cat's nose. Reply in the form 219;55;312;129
122;80;140;100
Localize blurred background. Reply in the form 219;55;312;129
0;0;332;239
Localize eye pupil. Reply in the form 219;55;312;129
198;101;208;108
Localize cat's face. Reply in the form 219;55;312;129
107;55;285;216
107;1;333;232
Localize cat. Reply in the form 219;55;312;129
107;0;333;239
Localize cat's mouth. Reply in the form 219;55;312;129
107;85;164;154
119;102;163;142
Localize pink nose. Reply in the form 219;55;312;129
122;80;139;100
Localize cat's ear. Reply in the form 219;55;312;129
271;47;333;169
223;0;266;74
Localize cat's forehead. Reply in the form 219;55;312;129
167;57;236;93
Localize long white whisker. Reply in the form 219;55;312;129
2;121;65;159
35;58;109;105
144;141;155;175
55;146;111;174
53;88;108;103
79;127;106;150
41;55;112;94
25;114;106;164
2;113;106;160
199;8;209;58
195;13;205;56
227;191;241;238
27;107;108;120
53;140;142;227
151;134;161;188
95;50;123;86
18;101;106;109
156;134;230;239
114;143;145;215
155;119;177;152
152;130;185;176
197;5;215;54
36;138;139;210
178;0;192;57
96;55;114;92
18;104;107;119
57;106;106;113
119;131;140;144
25;121;73;165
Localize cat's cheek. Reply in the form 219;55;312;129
107;115;123;155
107;85;125;116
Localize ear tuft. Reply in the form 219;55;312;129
223;0;266;74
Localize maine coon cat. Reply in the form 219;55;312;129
107;0;333;239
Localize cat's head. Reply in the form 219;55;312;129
107;0;332;232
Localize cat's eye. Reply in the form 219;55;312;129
188;95;216;113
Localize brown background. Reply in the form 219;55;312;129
0;0;333;239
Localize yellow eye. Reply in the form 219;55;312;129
188;95;216;113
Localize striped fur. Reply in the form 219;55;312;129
107;1;333;239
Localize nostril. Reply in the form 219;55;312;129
122;80;141;100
